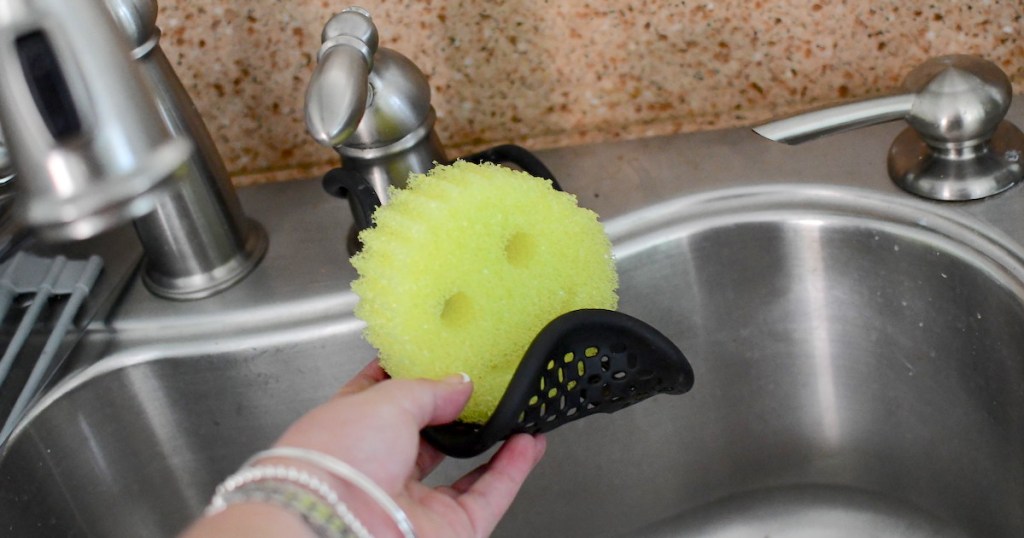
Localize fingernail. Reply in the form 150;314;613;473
444;372;471;384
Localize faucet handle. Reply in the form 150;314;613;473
305;7;379;148
304;7;444;204
304;6;435;152
755;55;1024;201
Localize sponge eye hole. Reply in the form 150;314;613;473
504;232;536;268
441;292;474;327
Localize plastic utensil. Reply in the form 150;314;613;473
422;308;694;458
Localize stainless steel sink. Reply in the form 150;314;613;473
491;185;1024;537
3;113;1024;537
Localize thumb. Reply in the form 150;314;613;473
361;373;474;428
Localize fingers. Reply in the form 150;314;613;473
450;434;547;536
334;359;389;398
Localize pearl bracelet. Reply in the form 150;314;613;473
206;464;372;538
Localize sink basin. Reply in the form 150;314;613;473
491;185;1024;537
2;180;1023;537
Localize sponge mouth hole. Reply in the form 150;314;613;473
441;292;474;327
504;232;536;268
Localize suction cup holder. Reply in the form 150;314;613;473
423;309;695;458
321;144;562;237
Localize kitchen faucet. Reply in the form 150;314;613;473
0;0;266;299
302;7;558;254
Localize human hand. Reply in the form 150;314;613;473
273;360;546;537
184;359;546;538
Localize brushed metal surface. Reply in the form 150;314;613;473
2;100;1024;537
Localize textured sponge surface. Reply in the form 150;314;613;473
351;161;618;423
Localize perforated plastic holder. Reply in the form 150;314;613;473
422;309;694;458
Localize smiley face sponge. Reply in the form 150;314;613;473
351;161;618;424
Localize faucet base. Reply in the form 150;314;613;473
337;109;447;204
140;218;267;300
889;121;1024;201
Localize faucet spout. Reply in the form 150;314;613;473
753;94;915;145
0;0;191;241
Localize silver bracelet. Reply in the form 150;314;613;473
206;464;372;538
247;447;416;538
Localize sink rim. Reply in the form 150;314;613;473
3;315;370;452
607;184;1024;289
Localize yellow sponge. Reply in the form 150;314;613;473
351;161;618;423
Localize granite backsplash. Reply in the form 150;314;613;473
157;0;1024;185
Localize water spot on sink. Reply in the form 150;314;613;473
900;357;915;376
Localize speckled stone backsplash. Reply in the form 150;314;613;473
157;0;1024;185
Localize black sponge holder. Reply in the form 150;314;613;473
324;144;695;458
322;144;563;236
423;309;694;458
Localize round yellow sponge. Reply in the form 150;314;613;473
351;161;618;423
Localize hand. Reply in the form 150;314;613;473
275;360;547;537
183;360;546;538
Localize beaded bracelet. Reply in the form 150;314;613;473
206;464;372;538
247;447;416;538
